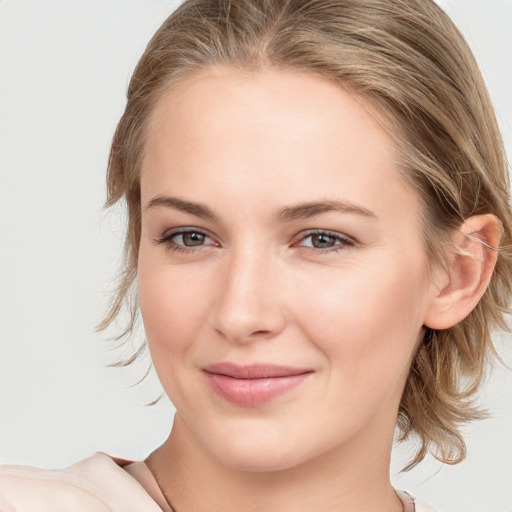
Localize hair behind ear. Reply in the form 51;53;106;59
397;213;507;469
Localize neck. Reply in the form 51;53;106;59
146;414;403;512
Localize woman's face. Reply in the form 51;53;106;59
138;68;435;471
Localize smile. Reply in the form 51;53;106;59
202;363;313;407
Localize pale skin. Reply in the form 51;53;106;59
137;67;500;512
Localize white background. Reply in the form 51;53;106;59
0;1;511;511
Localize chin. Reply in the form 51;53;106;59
197;420;316;473
212;443;306;473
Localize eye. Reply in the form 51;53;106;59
174;231;208;246
296;230;354;252
155;228;217;253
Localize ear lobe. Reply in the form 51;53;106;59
423;214;502;330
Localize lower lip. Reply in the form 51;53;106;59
204;372;311;407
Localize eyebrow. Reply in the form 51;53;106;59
145;195;218;221
277;200;377;222
144;195;377;222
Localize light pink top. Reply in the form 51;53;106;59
0;452;439;511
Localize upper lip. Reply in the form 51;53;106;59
202;362;313;379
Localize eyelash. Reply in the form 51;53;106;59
154;228;355;255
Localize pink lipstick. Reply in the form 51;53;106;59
202;363;312;407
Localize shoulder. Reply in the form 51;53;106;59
414;498;442;512
408;491;443;512
0;452;163;512
397;490;442;512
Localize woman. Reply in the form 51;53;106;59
1;0;511;510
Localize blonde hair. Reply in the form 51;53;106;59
101;0;512;468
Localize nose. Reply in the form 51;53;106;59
210;246;288;344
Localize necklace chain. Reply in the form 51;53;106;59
145;457;177;512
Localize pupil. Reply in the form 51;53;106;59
312;234;334;248
183;232;205;246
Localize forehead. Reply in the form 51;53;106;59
145;67;396;168
141;67;418;223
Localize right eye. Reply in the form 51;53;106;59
155;228;217;253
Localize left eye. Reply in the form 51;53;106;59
297;231;353;250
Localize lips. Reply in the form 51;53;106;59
202;363;312;407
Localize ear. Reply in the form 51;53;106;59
423;214;502;330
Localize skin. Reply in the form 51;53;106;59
137;67;499;512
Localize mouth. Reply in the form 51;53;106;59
202;362;313;407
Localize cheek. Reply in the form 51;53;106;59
137;257;210;356
291;259;427;436
293;257;427;374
